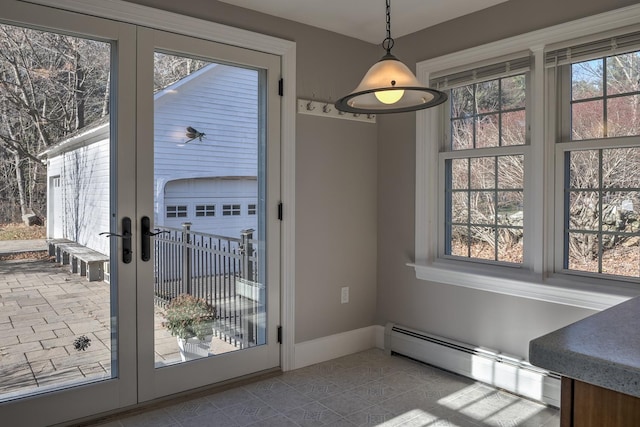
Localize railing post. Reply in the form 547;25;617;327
182;222;192;294
241;228;254;281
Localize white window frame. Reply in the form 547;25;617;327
413;3;640;311
552;50;640;279
440;72;530;265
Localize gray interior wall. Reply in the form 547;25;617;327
296;116;377;341
125;0;379;343
377;0;638;359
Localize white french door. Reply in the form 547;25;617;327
0;2;282;424
0;1;137;425
135;27;282;401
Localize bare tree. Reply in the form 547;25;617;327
0;24;110;223
0;27;210;225
449;74;526;262
153;53;209;93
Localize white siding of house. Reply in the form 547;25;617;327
153;64;258;183
46;63;259;248
152;63;259;239
48;175;63;238
47;138;110;255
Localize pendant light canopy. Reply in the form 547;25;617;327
335;0;447;114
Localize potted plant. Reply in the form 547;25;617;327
163;294;216;361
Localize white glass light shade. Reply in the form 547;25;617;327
375;89;404;104
335;54;447;114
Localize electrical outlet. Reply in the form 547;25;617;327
341;286;349;304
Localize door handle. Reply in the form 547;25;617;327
141;216;170;262
141;216;151;262
99;217;132;264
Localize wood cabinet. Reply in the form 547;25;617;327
561;377;640;427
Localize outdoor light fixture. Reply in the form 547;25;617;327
335;0;447;114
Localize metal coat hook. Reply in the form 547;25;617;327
297;98;375;123
306;93;317;111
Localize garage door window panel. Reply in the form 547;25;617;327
166;205;187;218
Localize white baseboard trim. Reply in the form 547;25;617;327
292;325;385;370
291;324;559;406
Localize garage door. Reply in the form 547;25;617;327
162;177;258;239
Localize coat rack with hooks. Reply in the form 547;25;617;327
297;98;376;123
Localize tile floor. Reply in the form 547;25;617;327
89;349;559;427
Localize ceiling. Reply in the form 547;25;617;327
218;0;511;44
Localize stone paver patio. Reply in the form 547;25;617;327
0;258;112;399
0;256;238;401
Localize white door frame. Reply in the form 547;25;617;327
25;0;296;372
136;26;282;400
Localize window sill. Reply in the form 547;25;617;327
408;260;640;311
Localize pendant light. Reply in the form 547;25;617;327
335;0;447;114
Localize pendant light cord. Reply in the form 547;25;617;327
382;0;394;54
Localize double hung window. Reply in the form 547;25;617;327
432;56;530;265
416;14;640;305
550;32;640;279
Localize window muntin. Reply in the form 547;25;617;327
248;203;256;215
570;50;640;140
166;205;187;218
444;74;527;264
222;204;241;216
561;48;640;280
195;204;215;217
450;75;526;150
446;155;524;263
564;147;640;278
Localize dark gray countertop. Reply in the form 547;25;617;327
529;296;640;398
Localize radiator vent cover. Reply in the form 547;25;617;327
385;323;560;407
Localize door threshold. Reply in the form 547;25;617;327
58;367;282;427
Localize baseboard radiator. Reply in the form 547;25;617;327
384;323;560;407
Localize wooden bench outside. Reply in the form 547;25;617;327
47;239;109;282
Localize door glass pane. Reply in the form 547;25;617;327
152;53;265;367
0;23;113;400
